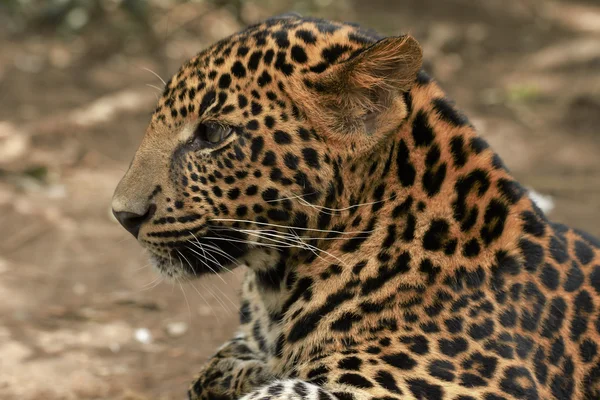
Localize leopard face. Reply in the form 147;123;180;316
112;15;422;278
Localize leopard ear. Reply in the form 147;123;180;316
297;35;422;143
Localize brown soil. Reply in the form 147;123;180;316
1;0;599;398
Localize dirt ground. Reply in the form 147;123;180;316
0;0;599;399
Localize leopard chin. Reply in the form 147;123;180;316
148;247;239;279
147;253;188;279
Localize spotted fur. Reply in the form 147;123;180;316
112;14;600;400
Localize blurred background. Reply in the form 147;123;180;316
0;0;599;398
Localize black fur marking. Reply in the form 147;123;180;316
432;97;468;126
450;136;468;167
407;378;443;400
396;140;416;187
423;219;450;251
412;111;434;147
331;313;363;332
288;287;355;342
381;352;417;370
428;360;455;382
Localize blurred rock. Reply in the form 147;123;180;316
109;342;121;353
46;183;67;199
480;88;503;106
563;95;600;135
435;53;463;82
70;367;111;398
48;45;73;68
0;122;30;166
73;283;87;295
425;23;460;58
13;52;44;73
121;390;151;400
166;321;188;337
0;258;8;274
70;89;153;128
466;23;489;43
134;327;152;344
36;321;133;354
65;7;89;30
0;339;32;366
544;1;600;33
528;38;600;71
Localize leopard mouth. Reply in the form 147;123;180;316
148;227;250;278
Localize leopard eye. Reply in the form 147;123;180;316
191;123;233;148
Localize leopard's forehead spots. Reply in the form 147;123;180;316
151;16;382;130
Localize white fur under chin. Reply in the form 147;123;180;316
148;249;244;280
149;253;186;279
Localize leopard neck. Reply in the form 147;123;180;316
297;74;539;284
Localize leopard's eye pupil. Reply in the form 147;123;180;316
194;124;207;142
207;128;222;143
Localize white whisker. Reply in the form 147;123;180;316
201;242;241;267
210;282;239;311
202;236;288;250
182;275;220;321
237;229;347;267
210;229;244;251
210;218;376;235
207;227;347;268
265;192;397;215
146;83;163;92
177;252;222;317
209;227;370;242
133;261;153;272
182;246;228;283
142;66;166;86
140;274;164;291
198;280;234;315
188;231;238;271
175;246;234;314
175;277;192;323
176;250;197;277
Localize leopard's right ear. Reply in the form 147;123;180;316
293;35;422;146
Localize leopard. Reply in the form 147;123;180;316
111;14;600;400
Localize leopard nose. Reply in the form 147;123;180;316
112;205;156;238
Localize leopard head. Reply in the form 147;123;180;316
112;15;422;278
